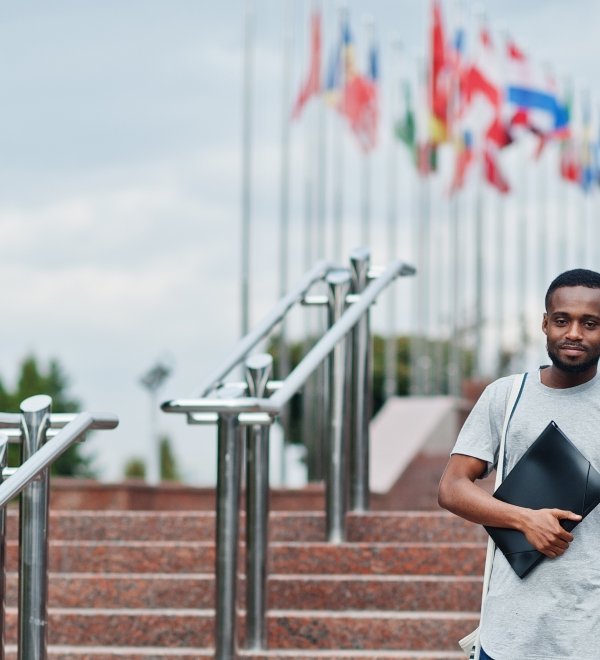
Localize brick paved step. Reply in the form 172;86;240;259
5;647;466;659
4;573;482;611
4;510;485;543
5;540;486;575
4;609;480;649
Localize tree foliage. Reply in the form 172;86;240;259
122;435;181;482
267;333;473;479
123;458;146;480
0;355;94;477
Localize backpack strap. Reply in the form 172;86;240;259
473;372;527;660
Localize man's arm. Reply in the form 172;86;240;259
438;453;582;558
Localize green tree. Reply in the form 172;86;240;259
0;355;94;477
267;333;473;479
123;458;146;479
159;435;180;482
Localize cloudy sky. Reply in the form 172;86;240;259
1;1;598;484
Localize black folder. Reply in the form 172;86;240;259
485;421;600;578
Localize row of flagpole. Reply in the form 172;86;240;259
239;0;600;406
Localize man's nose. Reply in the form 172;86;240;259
566;322;584;340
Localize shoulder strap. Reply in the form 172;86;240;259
473;372;527;660
495;372;528;489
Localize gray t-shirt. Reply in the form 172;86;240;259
452;369;600;660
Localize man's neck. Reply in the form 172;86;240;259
540;365;598;389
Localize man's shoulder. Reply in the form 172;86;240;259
483;373;522;399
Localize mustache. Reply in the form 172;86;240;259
558;341;588;352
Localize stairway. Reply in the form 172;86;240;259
4;508;486;659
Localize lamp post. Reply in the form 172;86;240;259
139;360;172;485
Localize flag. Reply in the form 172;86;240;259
580;92;595;192
458;26;502;133
341;74;378;152
560;137;581;183
395;80;416;150
324;13;351;107
505;37;569;139
327;13;379;152
449;130;474;193
483;145;510;193
429;0;449;143
416;141;438;176
291;11;322;119
346;34;379;152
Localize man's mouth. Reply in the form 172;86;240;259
559;343;587;354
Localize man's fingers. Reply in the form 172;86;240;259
553;509;582;522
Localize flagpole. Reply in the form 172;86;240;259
332;3;346;263
577;87;586;266
448;3;464;397
360;15;375;248
384;38;402;401
277;0;294;484
418;57;432;395
473;155;485;377
517;138;529;367
241;0;255;337
278;0;292;368
316;2;327;260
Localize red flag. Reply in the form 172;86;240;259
560;140;581;182
483;146;510;194
430;0;449;142
507;39;526;62
291;12;321;119
486;115;513;148
341;74;378;152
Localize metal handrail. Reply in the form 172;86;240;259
196;259;334;398
0;397;118;660
162;253;416;660
0;411;116;431
0;411;118;507
163;259;415;416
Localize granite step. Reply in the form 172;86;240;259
4;609;480;649
4;646;466;659
5;540;486;575
4;510;485;543
4;573;482;611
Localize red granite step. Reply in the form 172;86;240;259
4;609;480;649
5;540;486;575
3;508;485;655
5;647;466;659
4;573;482;611
4;510;485;543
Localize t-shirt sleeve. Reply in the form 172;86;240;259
451;378;511;478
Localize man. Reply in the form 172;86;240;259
438;268;600;660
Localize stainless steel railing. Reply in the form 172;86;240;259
0;395;118;660
162;249;415;659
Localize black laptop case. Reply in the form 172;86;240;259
485;420;600;578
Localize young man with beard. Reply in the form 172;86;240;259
438;268;600;660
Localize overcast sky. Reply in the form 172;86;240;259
1;1;598;484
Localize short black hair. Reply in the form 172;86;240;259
545;268;600;311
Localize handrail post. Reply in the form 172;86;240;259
214;402;244;660
349;247;372;512
18;395;52;660
244;354;273;650
0;433;8;660
325;269;352;543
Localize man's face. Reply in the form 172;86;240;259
543;286;600;374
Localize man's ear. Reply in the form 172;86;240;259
542;313;548;336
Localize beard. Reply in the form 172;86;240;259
546;344;600;374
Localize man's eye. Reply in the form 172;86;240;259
554;319;567;325
585;321;598;329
